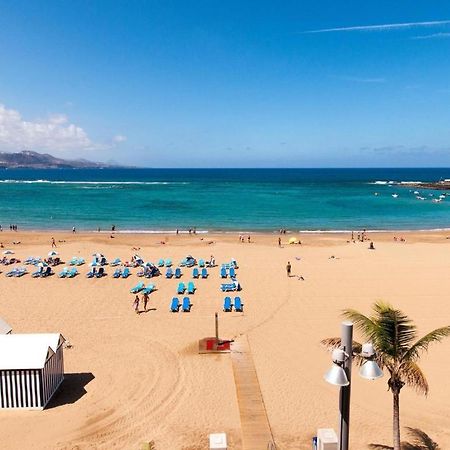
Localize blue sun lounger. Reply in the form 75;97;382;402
113;268;122;278
229;267;236;278
142;284;155;295
223;296;232;312
86;267;96;278
220;267;227;278
221;282;240;292
166;267;173;278
187;281;195;294
175;267;182;278
182;297;191;312
32;267;44;278
170;297;180;312
201;268;208;278
6;268;19;277
69;257;79;266
177;282;186;294
165;259;172;267
110;258;121;267
157;258;165;267
121;267;130;278
130;281;145;293
67;268;77;278
59;267;69;278
96;267;106;278
179;258;187;267
192;268;199;278
198;259;205;268
234;296;243;312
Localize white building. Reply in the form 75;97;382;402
0;333;65;409
0;317;12;334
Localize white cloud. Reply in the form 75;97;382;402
303;20;450;34
0;103;101;152
113;134;127;143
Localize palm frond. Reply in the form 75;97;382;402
400;361;429;395
377;307;417;358
368;444;393;449
342;308;380;343
320;337;364;363
404;327;450;362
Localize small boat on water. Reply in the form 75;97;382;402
392;194;399;198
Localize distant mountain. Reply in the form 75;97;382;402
0;151;126;169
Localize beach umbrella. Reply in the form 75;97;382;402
3;250;14;254
289;237;299;245
48;251;58;257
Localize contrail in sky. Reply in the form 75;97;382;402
303;20;450;34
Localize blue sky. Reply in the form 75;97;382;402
1;1;450;167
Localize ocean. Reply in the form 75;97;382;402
0;168;449;232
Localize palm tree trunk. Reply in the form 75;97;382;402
392;387;401;450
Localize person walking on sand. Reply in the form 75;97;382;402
278;237;281;247
133;295;140;314
51;237;56;248
286;261;291;277
143;292;149;312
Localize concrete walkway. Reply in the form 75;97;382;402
231;336;275;450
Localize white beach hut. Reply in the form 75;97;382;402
0;333;65;409
0;317;12;334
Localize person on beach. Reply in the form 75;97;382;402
248;235;251;243
51;237;56;248
286;261;291;277
133;295;140;314
369;241;375;250
278;237;281;247
72;227;76;233
143;292;149;312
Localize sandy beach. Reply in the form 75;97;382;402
1;230;450;449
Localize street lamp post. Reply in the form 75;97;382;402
324;321;383;450
339;322;352;450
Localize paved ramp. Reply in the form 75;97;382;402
231;336;275;450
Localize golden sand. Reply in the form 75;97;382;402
0;230;449;449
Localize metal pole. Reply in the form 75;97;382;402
339;321;353;450
215;312;219;341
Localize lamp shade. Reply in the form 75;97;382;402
324;363;349;386
359;360;384;380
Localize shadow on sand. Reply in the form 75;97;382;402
46;372;95;409
370;427;440;450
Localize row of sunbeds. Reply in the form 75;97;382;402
170;296;244;313
220;267;236;278
177;281;196;294
223;296;243;312
166;267;209;279
130;282;156;295
170;296;192;312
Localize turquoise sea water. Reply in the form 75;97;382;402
0;168;450;232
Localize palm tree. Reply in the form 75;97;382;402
322;301;450;450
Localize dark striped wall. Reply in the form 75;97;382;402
0;346;64;409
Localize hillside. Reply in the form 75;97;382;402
0;151;122;169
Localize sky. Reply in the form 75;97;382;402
1;1;450;167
